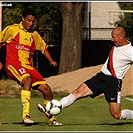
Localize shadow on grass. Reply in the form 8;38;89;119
2;121;48;126
101;121;133;126
54;121;133;126
2;121;133;127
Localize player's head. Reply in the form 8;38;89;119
111;26;127;47
22;8;36;31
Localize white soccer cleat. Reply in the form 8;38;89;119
36;103;46;113
49;120;63;126
36;102;52;118
23;115;34;124
23;118;34;124
49;116;63;126
36;103;63;126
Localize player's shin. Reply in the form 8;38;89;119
21;90;31;119
60;93;76;109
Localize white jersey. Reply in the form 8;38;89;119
101;41;133;79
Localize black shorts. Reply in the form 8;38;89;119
84;72;122;103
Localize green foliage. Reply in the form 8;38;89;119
2;2;62;46
2;6;22;27
2;2;62;31
115;2;133;40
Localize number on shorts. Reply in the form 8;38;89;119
19;68;26;74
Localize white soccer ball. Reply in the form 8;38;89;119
45;99;62;116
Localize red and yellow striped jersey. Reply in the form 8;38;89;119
0;22;48;66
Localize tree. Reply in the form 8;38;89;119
2;2;62;34
58;2;84;74
114;2;133;40
2;2;62;47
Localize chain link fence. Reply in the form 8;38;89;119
83;14;121;40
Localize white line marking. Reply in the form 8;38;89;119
125;97;133;102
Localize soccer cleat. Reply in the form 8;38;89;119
36;103;52;118
23;115;34;124
49;116;63;126
36;103;46;113
36;103;62;126
49;120;63;126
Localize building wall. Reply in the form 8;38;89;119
91;2;121;40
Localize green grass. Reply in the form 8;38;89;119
0;95;133;131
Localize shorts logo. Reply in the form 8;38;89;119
111;98;116;100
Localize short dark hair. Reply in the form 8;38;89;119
22;8;36;18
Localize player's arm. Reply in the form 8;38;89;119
0;25;13;46
43;49;57;67
0;26;12;71
33;31;57;67
0;27;8;71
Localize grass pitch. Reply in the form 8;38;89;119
0;95;133;132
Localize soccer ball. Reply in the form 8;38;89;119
45;99;62;116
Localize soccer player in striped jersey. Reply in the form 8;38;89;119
59;26;133;121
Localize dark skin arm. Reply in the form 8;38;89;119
43;50;57;67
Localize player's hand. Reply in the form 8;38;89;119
50;61;57;67
0;62;3;71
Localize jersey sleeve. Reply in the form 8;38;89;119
33;31;48;53
0;25;13;43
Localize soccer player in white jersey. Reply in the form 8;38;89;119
59;26;133;120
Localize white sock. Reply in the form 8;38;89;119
120;109;133;120
60;93;76;109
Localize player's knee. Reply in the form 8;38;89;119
22;76;32;90
39;84;52;94
111;113;121;119
23;76;32;84
72;83;92;99
40;84;53;99
44;84;51;90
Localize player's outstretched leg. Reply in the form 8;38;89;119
36;102;62;125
